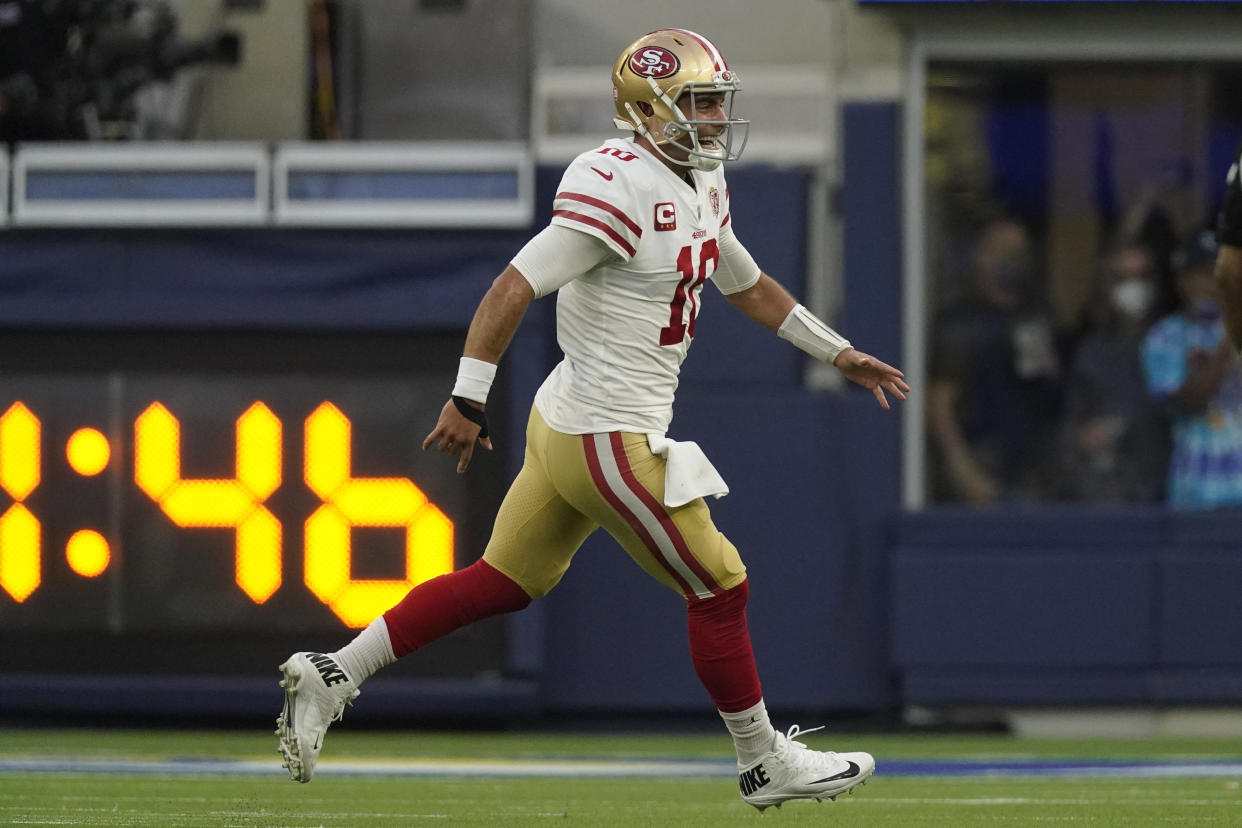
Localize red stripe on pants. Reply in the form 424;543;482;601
581;433;698;597
608;433;724;598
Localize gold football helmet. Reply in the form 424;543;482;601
611;29;749;172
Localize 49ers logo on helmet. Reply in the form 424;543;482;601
629;47;679;79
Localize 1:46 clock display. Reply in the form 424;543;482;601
0;373;473;633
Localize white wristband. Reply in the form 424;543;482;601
452;357;497;404
777;304;852;364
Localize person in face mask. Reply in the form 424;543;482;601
1057;241;1168;502
1141;230;1242;509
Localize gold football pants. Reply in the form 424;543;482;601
482;406;747;600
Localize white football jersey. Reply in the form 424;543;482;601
533;137;754;435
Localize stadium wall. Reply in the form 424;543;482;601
7;101;1242;722
0;158;903;720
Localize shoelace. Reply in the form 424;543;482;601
785;723;824;742
304;680;357;729
777;724;840;771
327;690;357;723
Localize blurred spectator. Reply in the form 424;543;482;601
1141;230;1242;510
1116;164;1201;325
1057;240;1168;502
927;217;1063;505
1214;141;1242;355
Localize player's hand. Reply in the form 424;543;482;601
832;348;910;410
422;399;493;473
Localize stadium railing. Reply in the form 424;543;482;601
4;141;534;230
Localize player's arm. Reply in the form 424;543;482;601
422;266;532;472
718;228;909;409
722;270;796;330
423;225;614;472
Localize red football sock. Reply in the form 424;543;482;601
686;579;763;713
382;559;532;657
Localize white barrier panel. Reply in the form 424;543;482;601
13;143;269;227
273;143;534;228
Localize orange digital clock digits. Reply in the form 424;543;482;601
135;401;283;604
304;402;453;628
0;400;455;628
0;403;41;602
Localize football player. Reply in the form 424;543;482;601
277;28;907;811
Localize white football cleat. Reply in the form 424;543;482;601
275;651;359;783
737;724;874;811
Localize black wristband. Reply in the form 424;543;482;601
451;395;489;439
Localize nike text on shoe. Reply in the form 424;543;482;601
274;651;360;783
737;724;874;812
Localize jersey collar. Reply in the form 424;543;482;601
625;137;701;194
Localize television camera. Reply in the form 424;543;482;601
0;0;244;141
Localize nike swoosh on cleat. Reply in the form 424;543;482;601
810;761;861;784
590;167;614;181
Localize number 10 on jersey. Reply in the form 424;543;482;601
660;240;720;346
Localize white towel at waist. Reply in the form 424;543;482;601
646;434;730;508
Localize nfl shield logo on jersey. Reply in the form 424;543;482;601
709;187;720;218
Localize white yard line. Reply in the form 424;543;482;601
2;756;1242;779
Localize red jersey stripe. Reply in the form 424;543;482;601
607;432;724;598
552;210;638;258
555;192;643;237
666;28;726;71
582;434;697;598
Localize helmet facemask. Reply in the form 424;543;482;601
617;72;750;172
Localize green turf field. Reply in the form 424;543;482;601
3;728;1241;826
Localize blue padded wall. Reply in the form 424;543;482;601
891;508;1242;705
0;228;527;329
0;126;910;717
